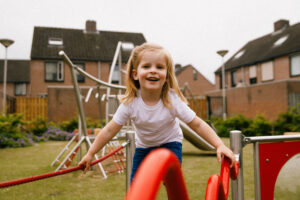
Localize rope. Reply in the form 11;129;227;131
0;142;127;188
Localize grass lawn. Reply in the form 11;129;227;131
1;137;294;200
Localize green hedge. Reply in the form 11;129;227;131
211;107;300;137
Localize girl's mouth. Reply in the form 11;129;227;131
146;77;159;81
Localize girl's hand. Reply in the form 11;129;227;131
78;153;93;172
216;144;236;168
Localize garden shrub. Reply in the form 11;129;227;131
273;107;300;135
28;117;49;136
59;118;105;133
42;126;73;141
0;115;74;148
212;114;274;137
244;115;272;136
0;114;33;148
212;115;252;137
59;118;78;133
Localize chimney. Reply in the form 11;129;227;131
175;64;182;72
274;19;289;32
85;20;97;33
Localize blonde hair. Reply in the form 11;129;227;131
121;42;187;108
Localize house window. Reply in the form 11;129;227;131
249;65;257;84
112;64;120;84
261;61;274;81
290;54;300;76
45;61;64;82
193;69;197;80
231;70;238;87
15;83;26;96
48;38;63;46
74;63;85;82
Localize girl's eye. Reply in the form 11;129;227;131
143;65;150;69
157;65;164;69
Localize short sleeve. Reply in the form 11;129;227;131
113;103;130;126
171;92;196;123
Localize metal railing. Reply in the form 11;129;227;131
230;130;300;200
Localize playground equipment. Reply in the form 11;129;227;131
205;157;239;200
230;130;300;200
125;148;239;200
57;45;135;189
56;45;216;186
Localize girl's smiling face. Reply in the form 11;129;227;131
133;50;167;93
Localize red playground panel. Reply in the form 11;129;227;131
259;141;300;200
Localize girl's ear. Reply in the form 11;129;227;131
132;69;138;80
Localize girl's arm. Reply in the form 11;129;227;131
187;116;235;167
79;119;122;171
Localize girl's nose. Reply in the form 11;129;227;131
150;66;157;73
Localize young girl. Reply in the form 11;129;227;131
79;43;235;182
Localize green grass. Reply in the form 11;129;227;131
0;138;296;200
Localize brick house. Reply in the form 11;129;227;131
175;64;215;119
0;60;30;113
0;60;30;97
175;64;214;97
30;20;146;97
207;19;300;120
29;20;146;121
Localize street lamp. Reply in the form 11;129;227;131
217;49;228;120
0;39;14;115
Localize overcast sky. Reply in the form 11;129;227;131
0;0;299;82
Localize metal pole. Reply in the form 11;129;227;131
60;51;87;137
0;39;14;115
221;57;227;120
2;48;7;115
230;130;244;200
78;114;82;162
126;131;135;191
217;50;228;120
253;142;261;200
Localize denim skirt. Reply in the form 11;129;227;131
130;141;182;183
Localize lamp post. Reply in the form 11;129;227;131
217;50;228;120
0;39;14;115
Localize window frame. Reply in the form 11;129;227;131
111;64;120;84
48;37;63;46
290;53;300;77
231;70;238;87
44;61;64;82
74;62;85;83
261;61;274;82
14;82;26;96
249;65;257;85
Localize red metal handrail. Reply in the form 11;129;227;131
125;149;189;200
205;157;239;200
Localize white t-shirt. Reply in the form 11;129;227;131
113;91;196;148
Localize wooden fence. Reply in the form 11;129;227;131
16;97;48;121
187;96;207;119
13;96;206;122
